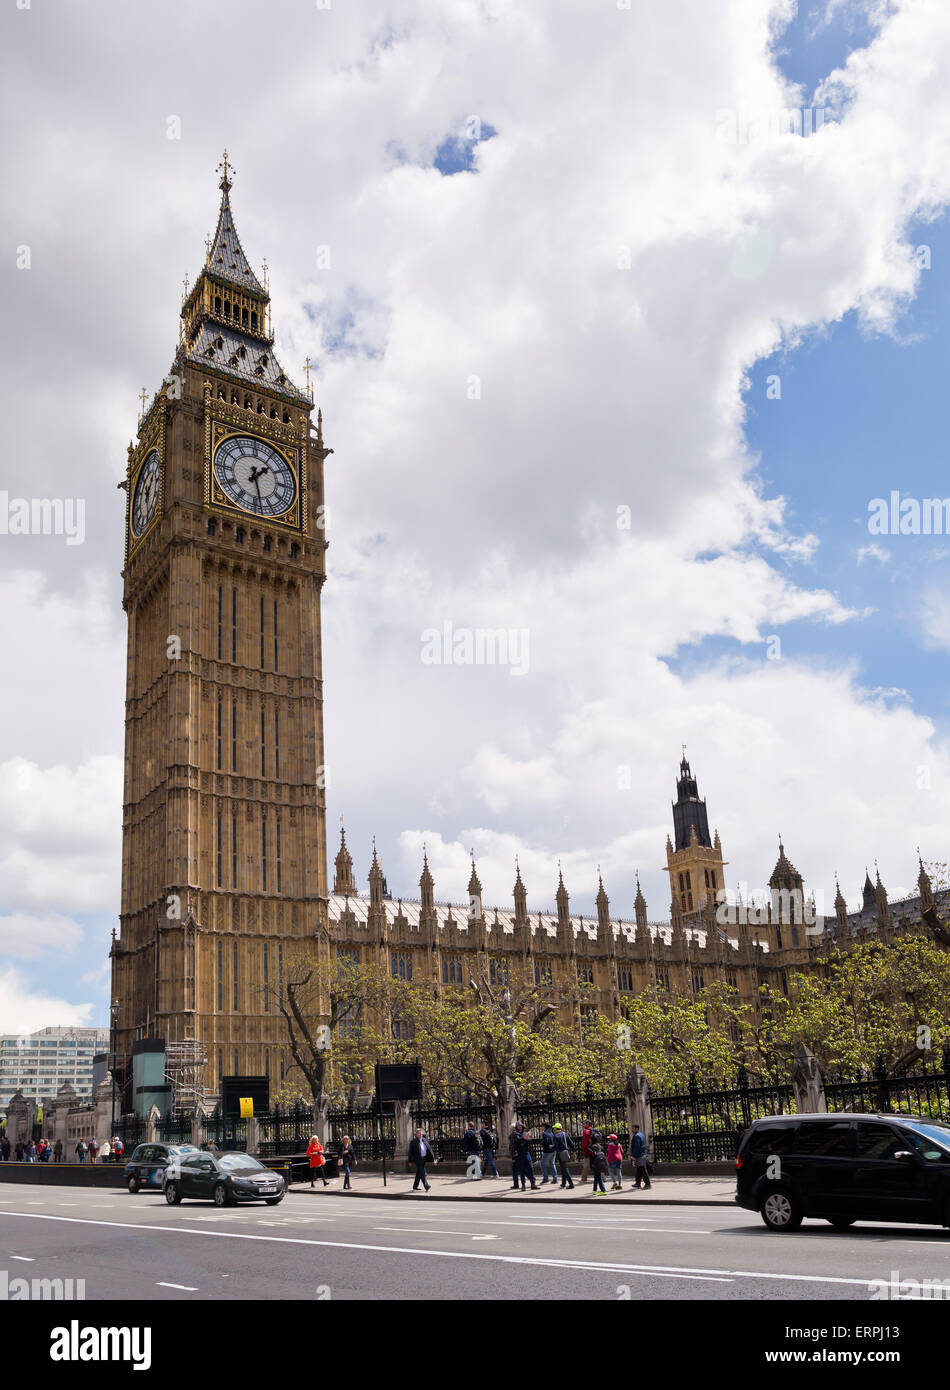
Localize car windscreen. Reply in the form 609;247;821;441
902;1122;950;1155
217;1152;265;1172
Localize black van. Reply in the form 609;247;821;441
735;1112;950;1232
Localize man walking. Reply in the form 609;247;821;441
632;1125;652;1189
479;1121;499;1177
513;1124;538;1191
409;1127;435;1192
461;1121;483;1178
553;1122;574;1189
539;1122;558;1184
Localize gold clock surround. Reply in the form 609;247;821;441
204;403;305;532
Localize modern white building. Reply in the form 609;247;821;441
0;1027;110;1107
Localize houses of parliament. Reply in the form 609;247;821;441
110;162;945;1102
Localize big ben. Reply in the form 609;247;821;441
112;155;330;1103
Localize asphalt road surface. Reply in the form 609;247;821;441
1;1183;948;1300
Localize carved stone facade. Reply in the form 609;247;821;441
112;163;331;1097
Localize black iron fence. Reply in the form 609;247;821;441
157;1113;194;1146
411;1097;495;1163
513;1085;630;1162
824;1050;950;1120
113;1113;145;1150
327;1103;396;1162
199;1111;247;1151
257;1102;314;1158
649;1069;795;1164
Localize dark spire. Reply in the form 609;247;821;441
862;868;876;913
672;752;711;851
333;822;356;896
207;151;266;295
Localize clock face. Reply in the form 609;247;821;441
212;436;297;517
131;450;160;536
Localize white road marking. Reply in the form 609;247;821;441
0;1209;888;1286
374;1227;499;1239
10;1255;34;1261
156;1282;198;1291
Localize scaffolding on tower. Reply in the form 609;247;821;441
164;1040;208;1112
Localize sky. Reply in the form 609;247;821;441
1;0;950;1030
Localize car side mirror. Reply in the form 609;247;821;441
893;1150;915;1161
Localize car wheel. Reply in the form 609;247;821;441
213;1183;231;1208
265;1197;283;1206
127;1176;139;1194
828;1217;856;1230
164;1182;181;1205
761;1186;802;1232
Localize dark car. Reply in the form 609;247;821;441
163;1149;285;1207
124;1143;198;1193
736;1112;950;1232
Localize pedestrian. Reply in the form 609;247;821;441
514;1124;538;1191
631;1124;652;1189
539;1122;558;1184
306;1134;329;1188
54;1139;63;1163
0;1136;9;1161
589;1133;608;1195
553;1122;574;1188
100;1138;111;1164
579;1119;594;1184
337;1134;355;1190
479;1121;499;1178
408;1127;435;1192
606;1134;624;1190
15;1141;24;1162
40;1140;51;1163
461;1121;483;1178
114;1136;124;1162
27;1141;37;1163
89;1138;98;1165
74;1140;87;1163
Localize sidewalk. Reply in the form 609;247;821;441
288;1173;735;1205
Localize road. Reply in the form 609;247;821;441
1;1183;948;1300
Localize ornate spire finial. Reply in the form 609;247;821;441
138;387;148;424
217;149;234;192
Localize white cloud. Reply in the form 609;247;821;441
0;965;93;1034
0;913;83;960
857;542;891;564
1;0;949;986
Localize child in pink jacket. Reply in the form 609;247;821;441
606;1135;624;1190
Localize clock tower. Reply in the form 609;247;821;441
112;155;331;1102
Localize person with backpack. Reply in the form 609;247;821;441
479;1121;499;1178
99;1138;111;1164
75;1140;87;1163
631;1124;652;1189
461;1121;483;1178
606;1134;624;1190
113;1136;124;1162
589;1132;608;1195
553;1122;574;1189
88;1138;98;1164
539;1122;558;1184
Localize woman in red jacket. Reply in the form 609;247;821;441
306;1135;329;1188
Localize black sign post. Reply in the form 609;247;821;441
375;1061;422;1187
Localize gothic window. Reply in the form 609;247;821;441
217;941;223;1012
442;954;463;985
580;1005;596;1038
242;308;248;326
251;312;258;330
263;945;269;1012
259;594;265;669
224;301;231;317
231;812;237;886
214;296;221;313
618;965;633;992
274;708;280;779
231;700;237;771
275;818;282;893
693;971;704;993
781;971;789;996
392;1018;414;1042
273;599;278;672
216;698;222;770
577;962;594;985
263;535;272;553
208;518;217;537
791;926;799;947
282;411;290;423
534;959;553;987
232;942;239;1011
269;406;277;419
337;949;359;971
260;706;266;777
685;871;692;890
231;589;237;661
776;925;783;950
390;951;412;981
489;957;509;987
337;1002;361;1041
290;543;300;560
217;585;223;659
261;816;267;891
727;973;738;991
216;811;222;887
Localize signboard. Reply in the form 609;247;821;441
239;1097;254;1118
221;1075;269;1120
375;1062;422;1103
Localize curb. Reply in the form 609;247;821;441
286;1185;734;1207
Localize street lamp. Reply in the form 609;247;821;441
110;999;120;1135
